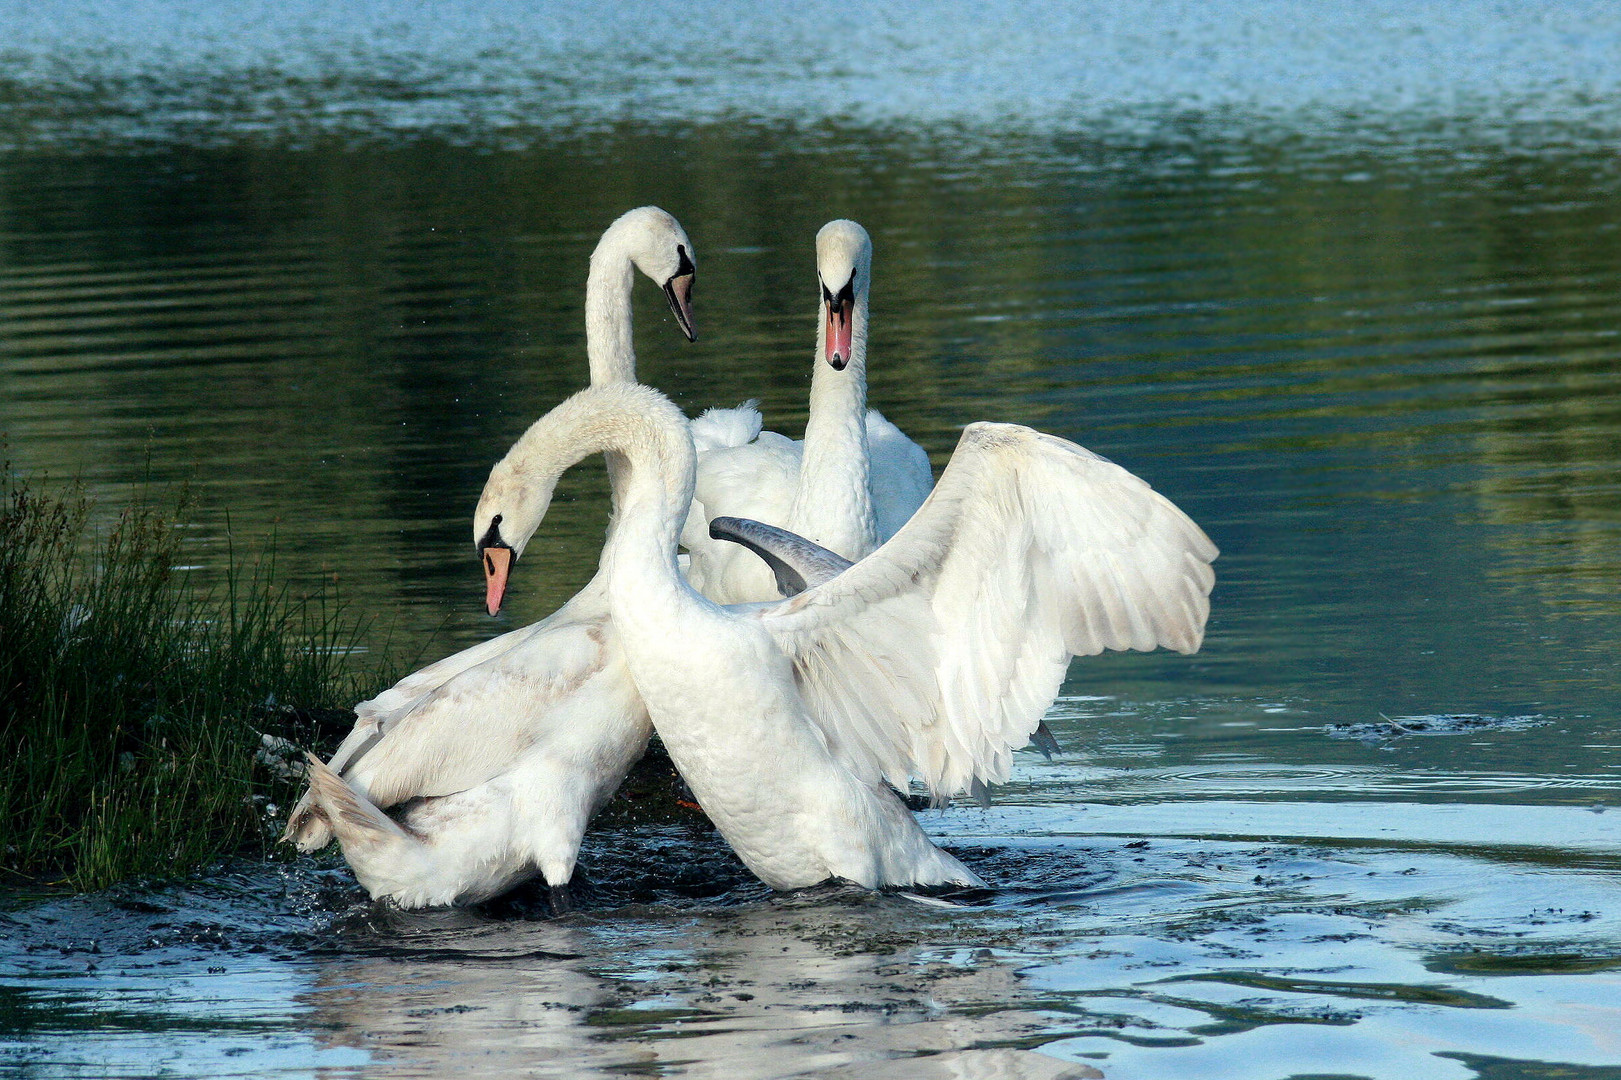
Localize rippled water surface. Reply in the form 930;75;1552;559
3;3;1620;1078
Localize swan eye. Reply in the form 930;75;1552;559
674;244;695;279
477;514;507;552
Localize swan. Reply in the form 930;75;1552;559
283;207;696;909
681;220;933;604
474;382;1217;891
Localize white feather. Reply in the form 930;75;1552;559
682;221;935;604
757;422;1218;799
688;401;763;452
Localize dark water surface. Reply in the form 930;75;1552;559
3;3;1621;1078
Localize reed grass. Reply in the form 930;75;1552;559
0;466;379;890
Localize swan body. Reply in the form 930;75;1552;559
478;383;1218;891
290;582;643;905
283;207;695;907
682;221;933;604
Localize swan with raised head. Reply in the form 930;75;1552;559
284;207;695;909
681;220;933;604
476;381;1217;891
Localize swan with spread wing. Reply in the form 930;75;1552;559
476;382;1217;890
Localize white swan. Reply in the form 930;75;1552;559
681;220;933;604
283;207;695;909
476;382;1217;891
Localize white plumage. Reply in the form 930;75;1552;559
283;206;693;906
292;590;641;906
681;220;933;604
477;382;1217;891
758;422;1216;801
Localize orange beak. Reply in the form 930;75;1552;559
824;293;853;370
482;546;512;616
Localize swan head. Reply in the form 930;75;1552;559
815;219;871;371
595;206;698;342
473;460;557;616
471;383;691;616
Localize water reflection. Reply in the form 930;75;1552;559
303;901;1085;1079
4;817;1619;1079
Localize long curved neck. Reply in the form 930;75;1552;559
790;288;876;559
604;419;693;588
598;406;696;627
506;389;694;592
585;242;638;386
584;232;642;527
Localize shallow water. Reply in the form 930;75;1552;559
3;3;1621;1078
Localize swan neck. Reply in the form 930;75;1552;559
553;399;692;594
584;239;639;524
497;388;691;580
585;246;637;386
794;291;875;555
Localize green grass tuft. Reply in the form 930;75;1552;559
0;464;382;891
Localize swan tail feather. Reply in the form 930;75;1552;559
282;803;334;852
282;783;336;851
301;753;409;850
690;402;763;452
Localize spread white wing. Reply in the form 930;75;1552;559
752;421;1217;799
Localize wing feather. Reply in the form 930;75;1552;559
754;422;1217;799
688;402;763;453
283;583;632;849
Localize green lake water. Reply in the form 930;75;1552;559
2;2;1620;1077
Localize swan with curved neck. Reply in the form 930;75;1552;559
480;206;696;610
584;205;696;382
478;382;1217;891
284;207;694;909
682;220;932;604
476;382;977;889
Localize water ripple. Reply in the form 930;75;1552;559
5;1;1621;148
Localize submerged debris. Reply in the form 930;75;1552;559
1325;713;1549;742
255;734;305;780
